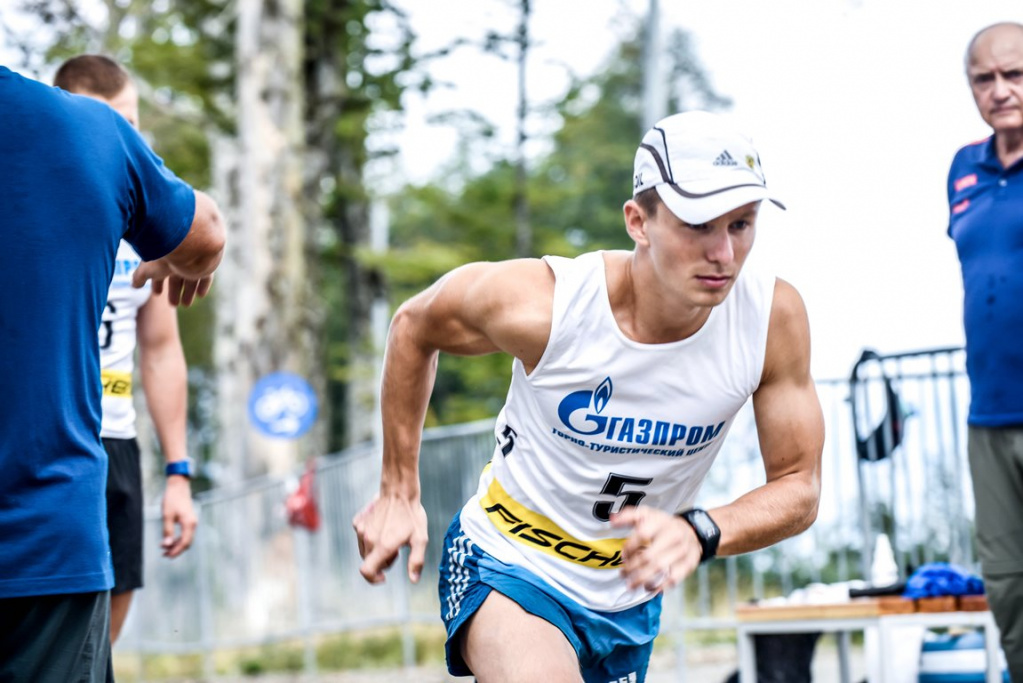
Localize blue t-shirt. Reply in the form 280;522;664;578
947;136;1023;427
0;66;195;597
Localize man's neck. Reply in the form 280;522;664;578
995;128;1023;169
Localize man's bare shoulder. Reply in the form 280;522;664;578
446;258;555;313
462;257;555;287
769;277;808;322
761;277;812;384
413;258;556;367
464;259;556;361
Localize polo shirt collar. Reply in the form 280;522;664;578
984;133;1023;174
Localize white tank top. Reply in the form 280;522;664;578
99;240;151;439
458;251;775;612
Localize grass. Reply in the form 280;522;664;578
112;624;449;681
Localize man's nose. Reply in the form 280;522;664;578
707;232;735;264
992;74;1014;100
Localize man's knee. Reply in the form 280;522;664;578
984;572;1023;671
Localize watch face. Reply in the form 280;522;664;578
688;510;719;539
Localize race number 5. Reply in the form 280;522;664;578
498;425;518;456
99;301;117;350
592;473;652;522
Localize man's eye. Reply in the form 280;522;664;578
972;73;994;86
1006;70;1023;83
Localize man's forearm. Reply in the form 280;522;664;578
377;309;440;498
709;470;820;557
140;344;188;463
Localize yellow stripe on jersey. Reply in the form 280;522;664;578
479;476;625;570
101;370;133;398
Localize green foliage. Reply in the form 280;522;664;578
16;0;423;452
385;19;731;425
317;626;447;669
114;651;204;681
11;0;232;463
304;0;424;449
16;0;732;446
239;644;304;675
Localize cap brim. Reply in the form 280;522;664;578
655;183;786;225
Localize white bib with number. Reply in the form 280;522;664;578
99;240;151;439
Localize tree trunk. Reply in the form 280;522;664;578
213;0;322;480
303;0;380;449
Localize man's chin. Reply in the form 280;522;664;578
989;112;1023;132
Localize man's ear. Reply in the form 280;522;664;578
623;199;649;246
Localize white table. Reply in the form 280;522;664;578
736;605;1001;683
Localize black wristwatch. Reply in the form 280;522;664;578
677;508;721;563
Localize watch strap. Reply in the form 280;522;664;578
165;460;192;478
677;507;721;563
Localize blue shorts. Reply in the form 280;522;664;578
438;512;661;682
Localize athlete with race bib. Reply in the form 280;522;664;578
354;111;824;683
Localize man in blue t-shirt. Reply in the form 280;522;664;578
0;65;225;682
54;53;200;648
947;22;1023;678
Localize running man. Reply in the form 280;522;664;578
53;54;199;644
354;111;824;682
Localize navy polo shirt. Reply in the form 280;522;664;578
947;136;1023;426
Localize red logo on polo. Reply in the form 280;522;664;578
954;174;977;192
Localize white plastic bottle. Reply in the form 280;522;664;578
871;532;899;586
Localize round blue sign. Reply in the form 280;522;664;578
248;372;318;439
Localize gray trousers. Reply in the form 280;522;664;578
969;425;1023;680
0;590;113;683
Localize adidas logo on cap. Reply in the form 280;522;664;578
713;150;737;167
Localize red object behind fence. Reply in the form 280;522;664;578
286;460;321;532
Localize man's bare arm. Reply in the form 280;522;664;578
133;190;226;305
613;278;823;593
356;259;555;583
711;278;824;556
136;292;197;558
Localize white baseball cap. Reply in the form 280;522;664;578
632;110;785;225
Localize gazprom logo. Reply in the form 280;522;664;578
556;377;725;447
557;377;614;435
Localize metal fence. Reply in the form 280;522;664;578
118;346;975;678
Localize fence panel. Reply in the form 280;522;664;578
119;348;976;676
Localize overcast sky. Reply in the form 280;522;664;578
392;0;1021;380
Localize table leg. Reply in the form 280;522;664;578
984;613;1002;683
875;623;890;683
737;626;757;683
837;630;852;683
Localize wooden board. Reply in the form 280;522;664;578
736;597;916;622
958;595;989;612
917;596;957;612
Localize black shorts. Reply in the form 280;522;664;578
103;437;144;595
0;591;114;682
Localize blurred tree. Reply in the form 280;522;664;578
384;19;729;426
7;0;423;471
302;0;422;450
211;0;313;479
6;0;727;454
6;0;235;485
